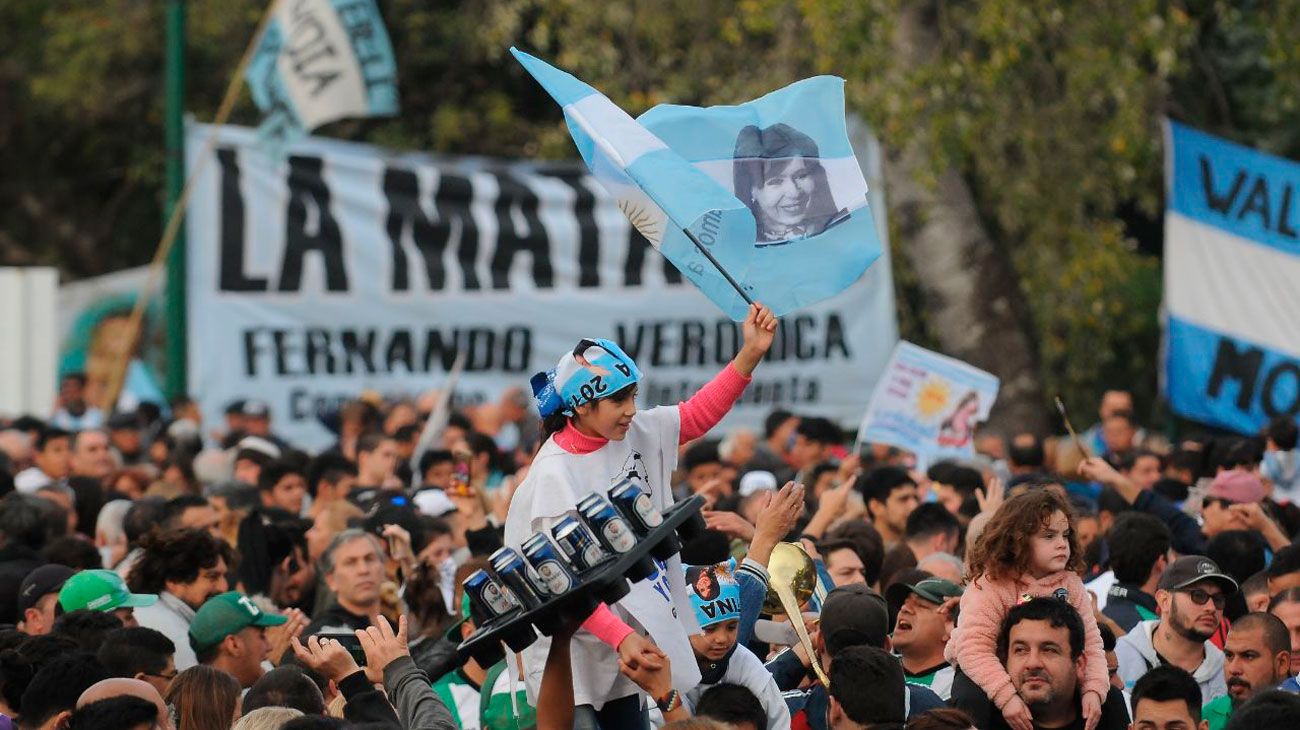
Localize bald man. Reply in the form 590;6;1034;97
78;678;174;730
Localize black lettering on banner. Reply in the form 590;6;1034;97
218;147;268;292
491;172;553;289
502;327;531;372
422;328;457;372
623;228;683;286
383;167;446;290
284;3;341;97
1206;338;1263;410
273;329;297;375
340;329;377;374
1200;156;1245;216
826;314;850;359
243;329;262;376
539;170;601;287
1237;177;1271;228
680;321;705;366
442;174;482;290
281;155;349;291
1261;361;1300;417
1282;185;1300;238
386;330;414;373
465;329;497;371
304;328;336;375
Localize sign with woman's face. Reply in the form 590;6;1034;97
732;123;846;244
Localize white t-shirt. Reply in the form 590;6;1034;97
504;406;702;709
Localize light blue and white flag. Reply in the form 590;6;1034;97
246;0;398;156
855;342;999;468
1164;121;1300;432
511;48;880;320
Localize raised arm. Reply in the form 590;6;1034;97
677;303;776;442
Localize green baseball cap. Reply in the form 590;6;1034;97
886;577;964;610
58;569;157;613
443;591;473;642
189;591;287;652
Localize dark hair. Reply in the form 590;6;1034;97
419;516;453;540
127;528;235;594
19;653;108;728
1107;512;1171;585
905;503;960;543
393;424;420;443
243;665;326;716
257;459;305;493
162;495;210;528
828;645;905;728
764;410;795;439
733;124;841;241
682;441;721;472
1269;586;1300;611
34;427;71;452
859;466;916;510
0;493;60;551
795;417;841;446
68;694;158;730
1224;690;1300;730
41;534;103;570
1098;621;1117;652
1095;487;1131;519
1232;612;1291;657
1207;530;1268;623
904;708;979;730
1008;434;1045;469
996;597;1086;661
679;530;732;566
356;431;392;456
1132;664;1203;723
1267;417;1299;451
122;498;167;546
417;449;454;477
1268;543;1300;579
0;648;35;717
98;627;174;680
1217;438;1265;471
1152;477;1190;503
15;633;79;668
307;454;357;497
695;683;767;730
825;521;885;585
1118;449;1163;473
53;609;125;652
362;505;426;553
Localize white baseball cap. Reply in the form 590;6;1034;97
738;470;778;498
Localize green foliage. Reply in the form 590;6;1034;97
3;0;1298;426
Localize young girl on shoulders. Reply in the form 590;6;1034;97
947;488;1107;730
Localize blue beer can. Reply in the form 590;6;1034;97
462;568;519;622
577;492;637;554
490;547;546;609
552;515;608;572
521;532;577;595
608;478;663;535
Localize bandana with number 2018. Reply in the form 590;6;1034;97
530;339;642;418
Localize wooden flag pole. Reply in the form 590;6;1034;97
1054;396;1093;461
102;0;283;412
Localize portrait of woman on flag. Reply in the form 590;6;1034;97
733;123;848;245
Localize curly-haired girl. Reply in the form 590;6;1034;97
946;489;1107;730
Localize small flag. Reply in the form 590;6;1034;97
246;0;399;156
512;48;881;320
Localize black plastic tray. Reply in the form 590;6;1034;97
456;494;708;667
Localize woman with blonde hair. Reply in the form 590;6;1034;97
164;665;241;730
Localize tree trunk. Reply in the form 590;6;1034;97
884;1;1048;436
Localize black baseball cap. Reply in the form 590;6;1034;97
17;564;74;615
1158;556;1238;594
821;584;889;655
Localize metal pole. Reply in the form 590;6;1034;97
682;228;754;306
164;0;188;400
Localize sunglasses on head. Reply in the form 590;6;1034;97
1178;587;1226;609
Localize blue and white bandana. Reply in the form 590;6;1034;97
530;338;642;417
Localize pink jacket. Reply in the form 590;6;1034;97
945;570;1109;711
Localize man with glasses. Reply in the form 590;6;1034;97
1116;556;1237;703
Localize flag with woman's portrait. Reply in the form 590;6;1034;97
511;48;881;321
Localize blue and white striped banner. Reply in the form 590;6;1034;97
1164;121;1300;431
246;0;398;156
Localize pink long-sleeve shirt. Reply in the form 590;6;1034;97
566;363;752;647
945;569;1109;712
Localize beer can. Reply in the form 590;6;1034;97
552;516;607;572
608;478;663;534
577;492;637;554
462;568;519;622
521;533;577;595
490;547;546;609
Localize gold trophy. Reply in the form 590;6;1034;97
764;542;830;688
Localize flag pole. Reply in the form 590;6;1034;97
102;0;282;412
682;228;754;306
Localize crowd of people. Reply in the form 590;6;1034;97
1;310;1300;730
